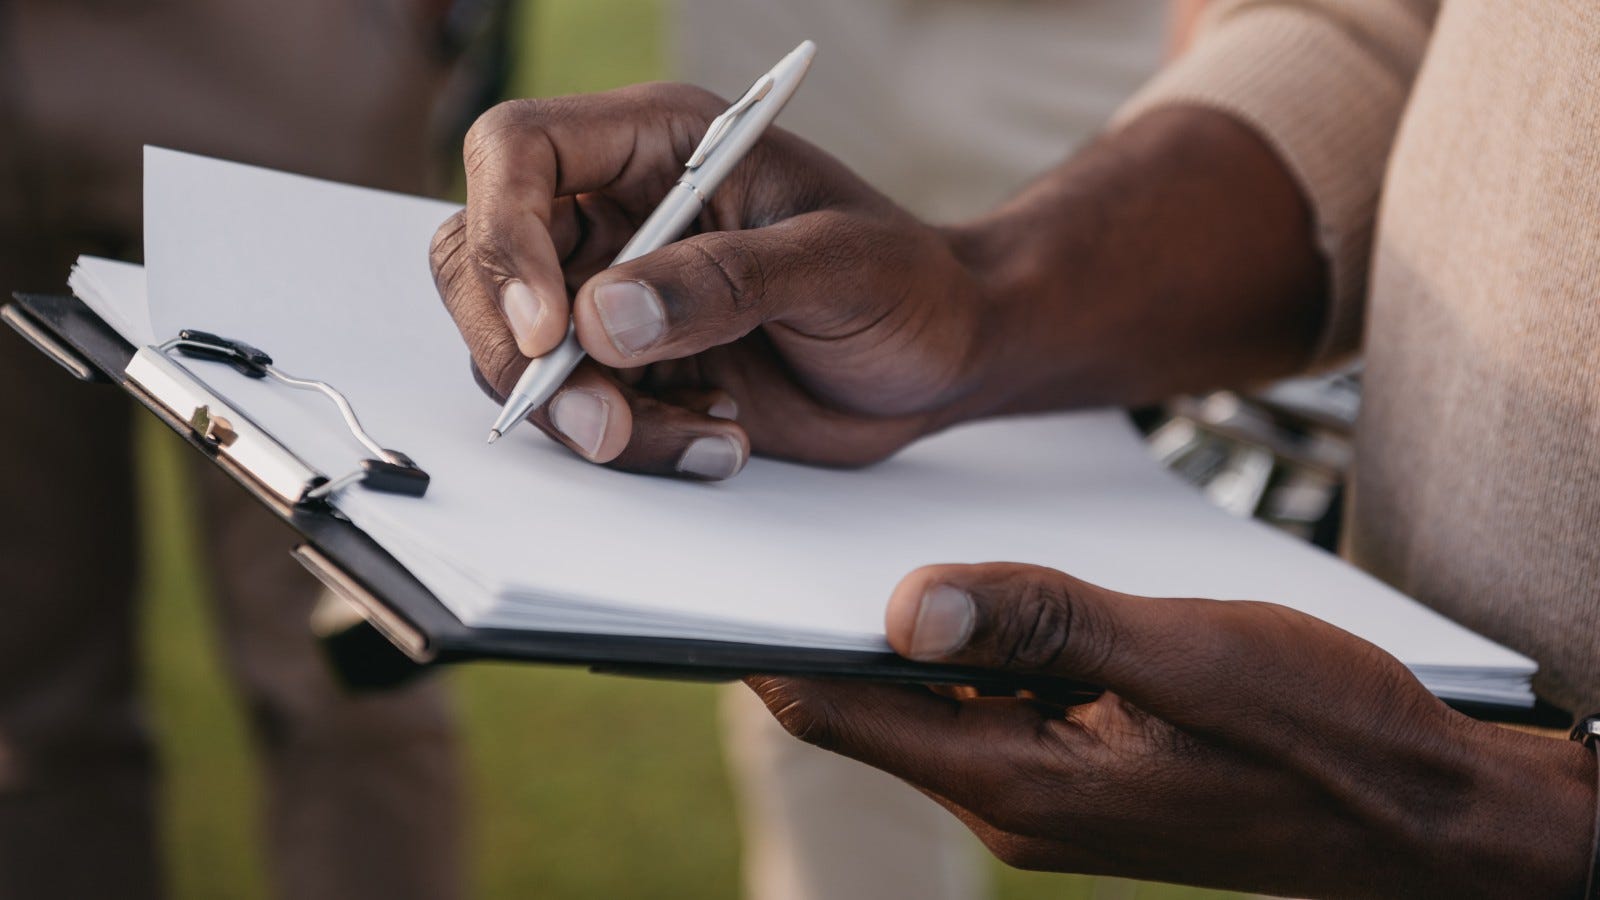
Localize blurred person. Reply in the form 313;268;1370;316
433;0;1600;895
0;2;507;898
671;2;1167;898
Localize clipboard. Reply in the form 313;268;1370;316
3;291;1572;727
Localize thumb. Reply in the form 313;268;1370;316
885;563;1226;703
571;209;901;369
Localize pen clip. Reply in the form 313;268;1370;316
685;75;774;170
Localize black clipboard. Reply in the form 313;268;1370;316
3;291;1572;727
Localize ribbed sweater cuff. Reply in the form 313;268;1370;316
1114;8;1414;362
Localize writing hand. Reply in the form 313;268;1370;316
430;83;1000;479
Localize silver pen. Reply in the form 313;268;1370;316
487;40;817;443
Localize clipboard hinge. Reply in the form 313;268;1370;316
3;302;104;382
293;544;436;664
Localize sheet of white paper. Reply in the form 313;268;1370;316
70;256;156;347
128;148;1533;701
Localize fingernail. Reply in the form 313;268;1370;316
501;280;544;355
908;585;974;660
594;281;665;356
677;435;744;480
707;397;739;420
550;389;609;457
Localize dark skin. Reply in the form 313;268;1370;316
430;83;1598;897
429;83;1323;471
754;565;1596;897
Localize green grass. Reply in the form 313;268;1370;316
458;666;740;898
140;421;269;900
511;0;665;98
139;2;1243;898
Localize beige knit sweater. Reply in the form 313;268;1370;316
1124;0;1600;715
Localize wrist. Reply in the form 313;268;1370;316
938;107;1334;424
1414;721;1597;899
937;208;1116;423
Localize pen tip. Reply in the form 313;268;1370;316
486;429;501;445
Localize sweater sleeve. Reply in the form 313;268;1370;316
1116;0;1439;360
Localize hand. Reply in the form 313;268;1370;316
429;82;1000;479
750;564;1598;898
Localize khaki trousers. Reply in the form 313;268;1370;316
721;687;985;900
0;2;497;897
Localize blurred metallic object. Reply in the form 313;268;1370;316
310;587;432;691
1146;364;1362;550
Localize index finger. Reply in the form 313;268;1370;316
453;83;728;359
745;676;1060;817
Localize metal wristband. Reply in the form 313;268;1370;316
1572;714;1600;900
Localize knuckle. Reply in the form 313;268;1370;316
466;214;518;283
484;346;524;394
991;571;1078;672
626;80;685;105
463;100;533;169
680;232;766;315
622;82;729;162
1068;604;1120;680
1029;574;1118;679
626;81;724;118
428;213;468;284
763;687;841;752
470;321;525;395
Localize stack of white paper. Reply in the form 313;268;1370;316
67;148;1537;707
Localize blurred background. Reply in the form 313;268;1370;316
33;0;1345;898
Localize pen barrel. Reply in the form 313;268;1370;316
490;182;706;435
611;182;706;267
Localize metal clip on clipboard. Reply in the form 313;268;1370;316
124;329;429;508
